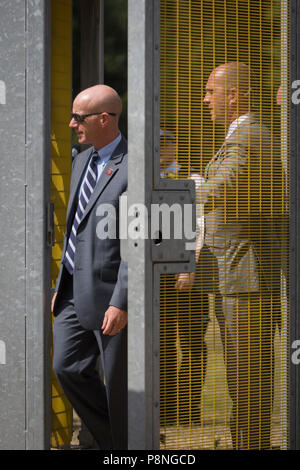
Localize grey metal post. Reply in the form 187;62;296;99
0;0;51;449
127;0;156;450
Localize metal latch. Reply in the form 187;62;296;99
120;181;196;272
46;202;55;247
151;186;196;267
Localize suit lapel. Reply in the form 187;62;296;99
204;143;225;179
204;114;254;180
66;147;94;230
79;156;123;226
78;137;127;226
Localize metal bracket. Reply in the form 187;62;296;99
46;202;55;247
151;185;196;271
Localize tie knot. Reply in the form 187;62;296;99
89;151;100;172
92;150;100;161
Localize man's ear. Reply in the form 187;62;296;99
228;87;238;106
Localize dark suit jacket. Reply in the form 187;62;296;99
54;136;128;330
198;113;284;295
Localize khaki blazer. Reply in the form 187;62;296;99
199;113;284;295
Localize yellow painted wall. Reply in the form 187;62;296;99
50;0;73;448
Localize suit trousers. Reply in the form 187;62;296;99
160;284;209;426
215;291;277;450
52;269;127;450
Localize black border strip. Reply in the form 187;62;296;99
290;0;300;451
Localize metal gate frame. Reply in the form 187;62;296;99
128;0;299;450
128;0;196;450
128;0;161;449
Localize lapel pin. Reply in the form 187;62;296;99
106;168;113;175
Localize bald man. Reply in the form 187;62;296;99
199;63;283;449
52;85;128;449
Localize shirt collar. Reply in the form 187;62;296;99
226;113;251;140
95;133;122;161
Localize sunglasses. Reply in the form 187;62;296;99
71;111;117;123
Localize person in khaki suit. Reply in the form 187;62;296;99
198;62;283;449
52;85;128;450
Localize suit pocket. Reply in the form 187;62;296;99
100;268;118;282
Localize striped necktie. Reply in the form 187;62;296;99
64;150;99;275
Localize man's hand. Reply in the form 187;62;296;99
51;292;58;313
101;305;128;336
174;272;195;291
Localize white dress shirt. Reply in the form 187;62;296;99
226;113;252;140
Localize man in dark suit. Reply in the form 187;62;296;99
51;85;128;450
200;62;283;449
